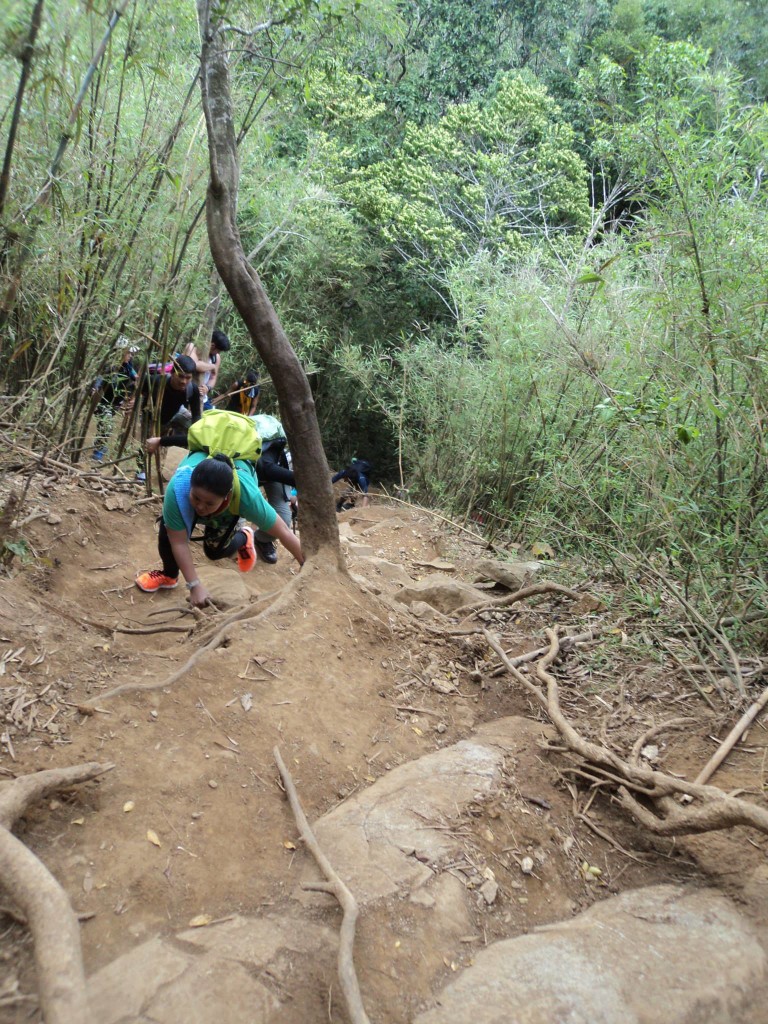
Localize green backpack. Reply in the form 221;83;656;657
187;409;263;516
250;413;286;446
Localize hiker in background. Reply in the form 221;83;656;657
251;413;294;564
133;354;201;482
184;329;230;410
135;452;304;607
224;370;260;416
332;458;372;511
92;337;139;462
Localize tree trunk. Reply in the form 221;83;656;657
196;0;341;564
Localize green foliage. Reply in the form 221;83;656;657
1;538;32;566
341;73;590;286
2;0;767;621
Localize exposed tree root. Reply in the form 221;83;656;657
0;762;113;1024
87;565;311;705
456;581;587;624
485;627;768;837
273;746;371;1024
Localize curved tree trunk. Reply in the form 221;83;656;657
196;0;342;564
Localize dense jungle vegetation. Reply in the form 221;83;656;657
1;0;767;621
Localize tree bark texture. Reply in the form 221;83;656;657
196;0;342;564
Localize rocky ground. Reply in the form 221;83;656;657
1;453;767;1022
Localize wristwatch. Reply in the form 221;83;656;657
186;579;201;589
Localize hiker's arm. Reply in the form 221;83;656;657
256;458;295;487
166;527;211;607
208;359;220;391
184;344;213;374
189;387;202;422
147;435;188;454
267;516;304;566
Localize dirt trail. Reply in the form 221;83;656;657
2;466;768;1021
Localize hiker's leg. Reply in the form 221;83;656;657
94;403;113;454
157;520;181;578
255;479;291;543
136;409;151;479
203;520;246;561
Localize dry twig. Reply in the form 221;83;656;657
273;746;371;1024
694;684;768;786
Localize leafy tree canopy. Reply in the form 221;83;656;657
339;73;590;279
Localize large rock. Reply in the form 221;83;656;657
204;567;251;609
87;914;336;1024
394;575;481;614
362;555;414;587
414;885;765;1024
306;717;551;903
475;557;543;591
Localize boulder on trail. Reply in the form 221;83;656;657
87;914;336;1024
394;575;482;614
303;717;553;903
203;569;251;609
474;557;543;591
414;884;765;1024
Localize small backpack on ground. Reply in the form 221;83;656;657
185;409;263;516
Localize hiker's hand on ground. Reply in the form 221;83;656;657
146;436;161;455
187;582;211;608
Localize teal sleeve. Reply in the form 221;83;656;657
162;483;185;531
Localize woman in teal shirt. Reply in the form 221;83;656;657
135;452;303;607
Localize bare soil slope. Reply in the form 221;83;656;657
1;466;767;1021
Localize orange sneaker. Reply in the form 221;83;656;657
135;569;179;592
237;526;257;573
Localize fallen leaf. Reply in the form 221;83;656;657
72;818;85;826
188;914;212;928
411;725;424;736
283;840;296;850
123;801;135;813
147;830;161;847
240;692;253;712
